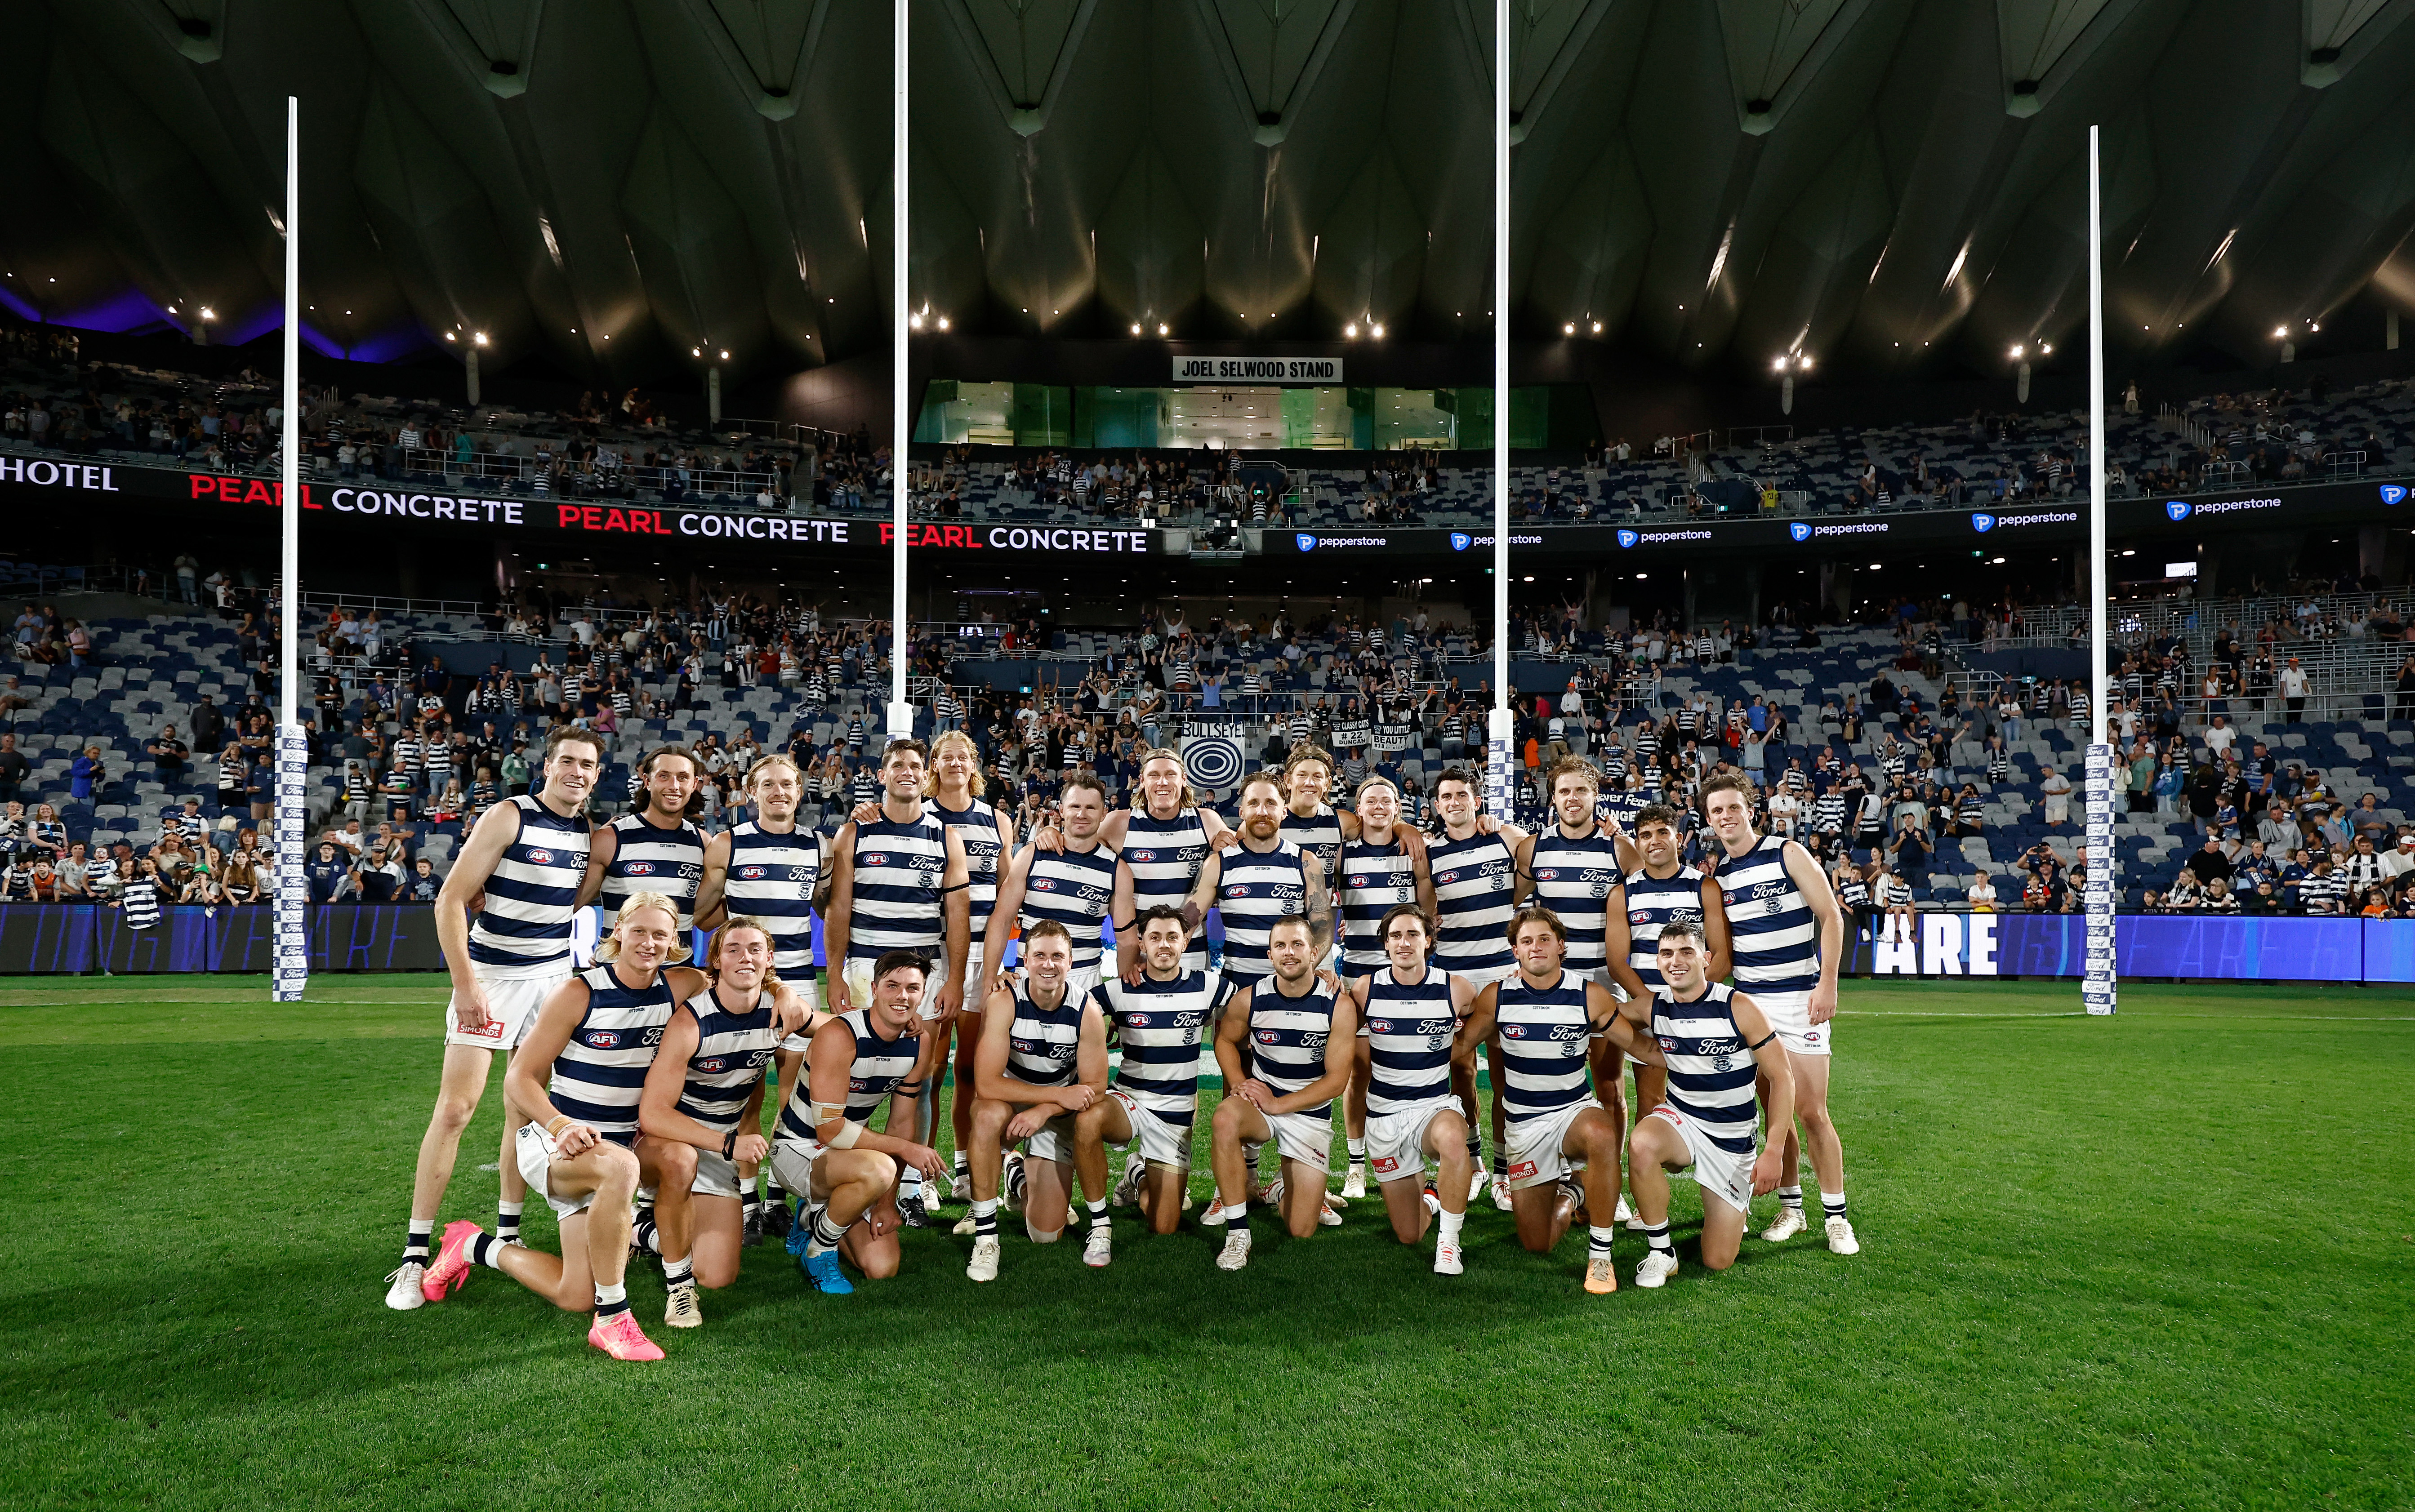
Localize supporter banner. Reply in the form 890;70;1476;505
0;904;449;974
1845;913;2391;981
1172;356;1342;383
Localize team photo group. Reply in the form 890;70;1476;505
384;724;1858;1361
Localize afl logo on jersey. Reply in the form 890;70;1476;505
526;848;555;865
624;861;656;876
1536;868;1560;882
1368;1018;1393;1034
1225;884;1251;899
848;1077;870;1092
1126;1013;1152;1027
589;1030;621;1049
1350;874;1372;888
1033;878;1058;892
863;853;889;866
737;866;767;881
1255;1030;1279;1044
1437;869;1459;885
1631;909;1652;925
1129;848;1158;863
699;1057;726;1072
1501;1024;1527;1039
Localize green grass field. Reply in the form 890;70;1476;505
0;974;2409;1510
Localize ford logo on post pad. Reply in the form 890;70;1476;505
1970;512;1995;533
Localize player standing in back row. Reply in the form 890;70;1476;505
386;726;601;1312
1332;774;1432;1199
1425;766;1528;1209
1698;770;1858;1255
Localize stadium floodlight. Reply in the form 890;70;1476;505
937;316;949;330
1773;356;1787;372
1157;322;1168;335
444;331;455;341
1344;323;1358;338
274;95;305;1005
1130;323;1141;335
1564;323;1576;335
1591;320;1602;333
910;313;923;329
2010;344;2025;358
1370;322;1385;337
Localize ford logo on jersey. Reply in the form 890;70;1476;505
2165;499;2192;521
737;866;767;880
590;1031;620;1049
1616;528;1640;549
1450;532;1471;551
2385;484;2408;506
525;848;554;865
1970;512;1995;532
1789;521;1813;542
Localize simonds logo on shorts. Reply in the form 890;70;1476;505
1508;1159;1539;1181
1372;1154;1400;1175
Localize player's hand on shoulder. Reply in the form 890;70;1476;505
849;801;880;826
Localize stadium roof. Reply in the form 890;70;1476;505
2;1;2412;389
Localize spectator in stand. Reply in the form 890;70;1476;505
2202;877;2239;913
222;849;264;904
147;724;190;781
405;856;442;902
1876;863;1916;942
2167;867;2204;910
305;840;349;904
2039;764;2072;828
353;843;405;904
2183;835;2233;893
71;747;105;803
246;752;274;824
1966;873;1999;912
2279;656;2309;724
0;734;27;805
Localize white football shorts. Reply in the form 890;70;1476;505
444;971;568;1051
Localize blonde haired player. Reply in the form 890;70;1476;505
417;894;695;1361
696;752;830;1244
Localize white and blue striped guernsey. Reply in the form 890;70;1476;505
1004;978;1084;1088
723;822;820;972
1492;969;1595;1122
1216;840;1310;985
121;880;162;930
1362;966;1459;1116
1019;841;1119;971
468;795;592;977
1099;969;1229;1120
673;985;777;1133
1527;826;1622;974
1624;864;1706;992
1123;806;1213;965
775;1008;918;1141
1279;804;1344;874
933;797;1003;938
1245;978;1340;1117
1717;834;1823;996
1428;830;1517;978
548;964;677;1146
597;812;707;931
1336;837;1420;975
846;806;950;962
1651;981;1760;1156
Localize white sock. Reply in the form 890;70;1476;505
1438;1208;1465;1247
1223;1201;1248;1228
1778;1185;1804;1211
1587;1224;1616;1259
1346;1138;1365;1163
1822;1189;1848;1221
662;1256;693;1288
593;1281;627;1308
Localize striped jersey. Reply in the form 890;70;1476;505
468;795;591;977
1716;834;1824;996
1099;969;1229;1118
121;879;162;929
775;1008;918;1141
1123;806;1213;963
1492;969;1594;1123
1244;978;1340;1117
1279;804;1344;874
933;797;1004;938
1527;825;1622;973
1650;982;1760;1156
673;984;777;1134
1018;840;1119;971
722;822;820;971
1215;840;1310;985
597;813;706;931
1623;865;1705;993
547;964;676;1146
1428;829;1517;978
845;806;950;962
1335;836;1420;975
1361;966;1459;1116
1004;978;1085;1089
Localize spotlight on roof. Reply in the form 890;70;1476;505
1798;354;1813;370
2009;344;2025;359
936;316;950;330
473;332;488;347
1591;320;1602;334
1157;322;1169;336
909;313;923;329
1131;323;1142;335
2274;325;2290;338
1563;323;1576;335
2038;342;2052;354
444;332;456;342
1370;323;1385;338
1773;357;1788;373
692;347;701;357
1344;323;1358;338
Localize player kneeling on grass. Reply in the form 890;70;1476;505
965;921;1109;1282
1341;903;1479;1275
419;894;695;1361
1455;905;1665;1296
768;951;945;1294
631;918;815;1326
1207;915;1359;1271
1074;905;1234;1267
1626;918;1793;1290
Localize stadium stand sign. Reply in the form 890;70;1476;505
1171;356;1343;382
